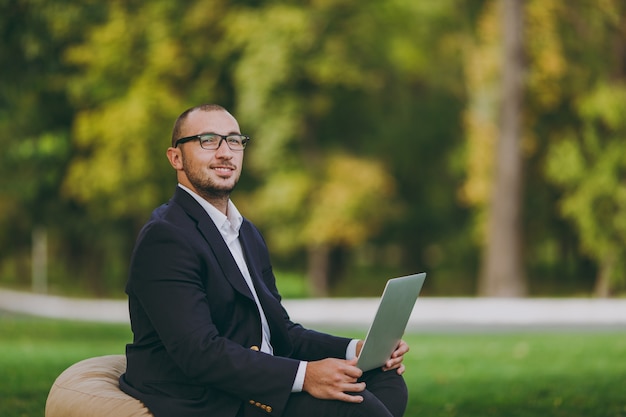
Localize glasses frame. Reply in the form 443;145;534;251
174;133;250;151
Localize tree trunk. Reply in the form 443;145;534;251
479;0;527;297
307;244;330;297
32;227;48;294
593;255;614;298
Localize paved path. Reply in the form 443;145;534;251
1;288;625;331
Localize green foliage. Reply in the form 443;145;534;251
244;153;400;253
62;1;190;218
534;0;626;295
2;0;626;296
546;84;626;293
226;0;469;288
0;0;110;289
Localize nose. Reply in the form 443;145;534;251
214;138;233;157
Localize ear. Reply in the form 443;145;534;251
166;147;184;170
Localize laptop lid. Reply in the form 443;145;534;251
356;273;426;371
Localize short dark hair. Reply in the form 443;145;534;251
171;104;227;147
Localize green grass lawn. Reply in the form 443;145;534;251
1;313;625;417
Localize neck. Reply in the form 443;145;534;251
197;190;230;215
178;180;230;215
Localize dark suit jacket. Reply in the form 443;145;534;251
119;187;351;417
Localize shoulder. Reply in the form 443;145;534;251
141;201;190;232
132;200;200;257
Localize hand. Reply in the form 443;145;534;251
382;340;409;375
303;358;365;403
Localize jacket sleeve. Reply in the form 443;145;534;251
242;220;353;361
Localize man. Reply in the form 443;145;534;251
119;104;409;417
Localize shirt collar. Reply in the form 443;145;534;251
177;184;243;236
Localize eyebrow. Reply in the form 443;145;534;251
196;131;242;136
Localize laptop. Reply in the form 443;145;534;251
356;273;426;371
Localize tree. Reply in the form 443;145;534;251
461;0;527;296
7;0;568;295
479;0;527;296
537;0;626;296
546;87;626;297
0;0;106;292
228;0;468;295
245;153;400;296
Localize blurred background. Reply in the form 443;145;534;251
1;0;625;300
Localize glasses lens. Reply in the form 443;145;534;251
198;134;247;150
198;134;221;149
226;135;246;150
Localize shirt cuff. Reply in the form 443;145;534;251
291;339;360;393
346;339;360;360
291;361;307;392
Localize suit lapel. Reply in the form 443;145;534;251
239;221;292;354
172;188;292;354
171;188;254;301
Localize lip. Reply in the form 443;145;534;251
211;165;236;176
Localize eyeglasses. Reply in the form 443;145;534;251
174;133;250;151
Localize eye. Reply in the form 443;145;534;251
199;134;220;144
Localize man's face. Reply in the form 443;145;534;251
173;109;244;200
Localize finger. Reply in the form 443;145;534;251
396;364;406;375
346;357;359;366
340;382;366;393
392;340;410;357
345;367;363;379
344;359;364;379
335;383;366;403
382;362;400;372
337;393;364;404
382;361;405;374
383;354;406;371
384;355;403;368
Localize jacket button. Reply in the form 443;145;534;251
266;406;273;413
250;345;260;351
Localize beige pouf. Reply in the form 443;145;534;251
45;355;153;417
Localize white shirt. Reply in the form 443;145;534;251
178;184;358;392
